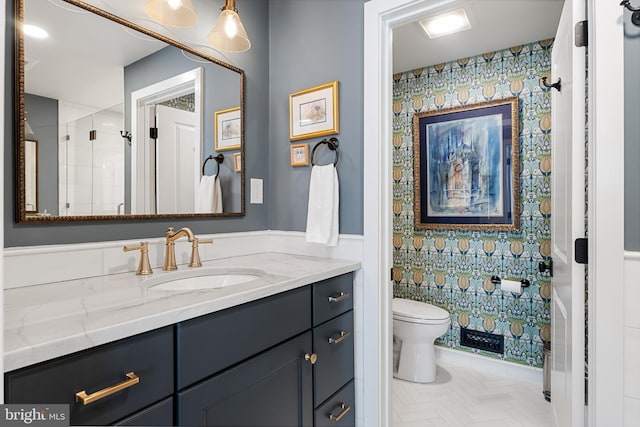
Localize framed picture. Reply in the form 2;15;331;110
233;152;242;172
214;106;241;151
413;97;520;231
289;80;339;141
290;143;309;167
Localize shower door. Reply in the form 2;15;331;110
58;105;125;216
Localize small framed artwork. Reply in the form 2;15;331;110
413;97;520;231
289;80;339;141
233;152;242;172
290;143;310;167
214;106;241;151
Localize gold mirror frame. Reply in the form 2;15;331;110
15;0;245;223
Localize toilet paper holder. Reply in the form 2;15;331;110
490;276;531;288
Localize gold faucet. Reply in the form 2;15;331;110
123;242;153;275
163;227;213;270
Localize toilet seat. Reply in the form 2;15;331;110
393;298;450;325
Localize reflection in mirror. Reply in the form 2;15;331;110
17;0;245;222
23;139;37;214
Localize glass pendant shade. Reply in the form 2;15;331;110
145;0;198;28
207;8;251;52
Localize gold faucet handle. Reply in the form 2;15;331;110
188;238;213;268
123;242;153;275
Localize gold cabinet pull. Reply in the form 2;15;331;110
328;292;350;303
75;372;139;405
328;331;350;345
329;403;351;422
304;353;318;365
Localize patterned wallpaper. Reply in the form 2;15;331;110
392;39;554;368
158;93;195;112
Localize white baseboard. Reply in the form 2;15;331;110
435;346;543;384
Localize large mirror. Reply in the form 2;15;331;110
16;0;245;222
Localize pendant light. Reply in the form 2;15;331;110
144;0;198;28
207;0;251;53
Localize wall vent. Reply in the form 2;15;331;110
460;328;504;354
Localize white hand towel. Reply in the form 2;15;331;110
196;175;223;213
305;164;339;246
213;176;223;214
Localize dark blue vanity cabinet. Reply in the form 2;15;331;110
177;273;355;427
4;272;355;426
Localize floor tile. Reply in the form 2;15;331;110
392;359;552;427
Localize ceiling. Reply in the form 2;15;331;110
392;0;564;73
24;0;564;109
23;0;229;111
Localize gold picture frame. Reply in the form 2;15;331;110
289;81;339;141
290;143;310;167
214;106;241;151
233;152;242;172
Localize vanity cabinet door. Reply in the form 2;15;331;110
177;331;313;427
313;310;354;407
4;327;173;426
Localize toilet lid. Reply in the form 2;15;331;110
393;298;450;322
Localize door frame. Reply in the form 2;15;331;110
130;67;203;214
587;1;625;425
362;0;625;426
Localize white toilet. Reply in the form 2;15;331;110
393;298;451;383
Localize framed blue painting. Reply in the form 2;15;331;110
413;97;520;231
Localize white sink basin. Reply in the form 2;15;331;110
145;268;264;292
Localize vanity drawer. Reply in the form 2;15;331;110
313;273;353;326
4;327;173;426
314;310;354;407
177;285;311;389
314;380;355;427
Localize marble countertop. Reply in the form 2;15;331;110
4;252;361;372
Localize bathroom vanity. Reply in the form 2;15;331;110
4;253;359;426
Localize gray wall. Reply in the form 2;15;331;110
124;45;242;213
4;0;270;246
625;10;640;250
4;0;365;247
24;93;58;216
268;0;365;235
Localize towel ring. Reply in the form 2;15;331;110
311;137;339;166
202;154;224;176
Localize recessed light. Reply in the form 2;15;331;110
23;24;48;39
419;9;471;39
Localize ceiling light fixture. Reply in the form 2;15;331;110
23;24;48;39
144;0;198;28
419;9;471;39
207;0;251;53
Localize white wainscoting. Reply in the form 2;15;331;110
624;252;640;426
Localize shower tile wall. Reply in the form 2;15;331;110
392;40;553;367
